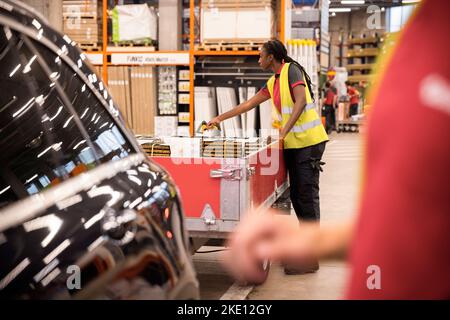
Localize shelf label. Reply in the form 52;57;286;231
111;53;190;65
85;53;103;65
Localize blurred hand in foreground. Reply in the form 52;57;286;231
222;209;320;285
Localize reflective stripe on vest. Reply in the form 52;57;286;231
282;103;316;115
291;118;323;133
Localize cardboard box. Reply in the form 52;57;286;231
201;6;274;42
178;93;190;104
178;81;190;92
179;70;190;80
178;112;190;124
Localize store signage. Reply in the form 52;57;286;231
111;53;190;65
85;53;103;65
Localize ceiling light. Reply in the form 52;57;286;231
402;0;420;3
329;8;352;12
341;0;364;4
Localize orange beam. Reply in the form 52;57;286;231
105;50;190;54
189;0;195;137
194;51;260;56
102;0;108;82
107;63;190;67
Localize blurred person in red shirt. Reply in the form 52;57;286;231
223;0;450;299
346;81;360;117
322;81;338;133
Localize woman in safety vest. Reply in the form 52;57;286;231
208;40;328;273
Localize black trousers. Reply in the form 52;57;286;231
322;104;335;133
349;103;359;116
283;142;326;222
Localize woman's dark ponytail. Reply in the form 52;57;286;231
263;40;315;102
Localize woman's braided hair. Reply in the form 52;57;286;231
263;39;315;101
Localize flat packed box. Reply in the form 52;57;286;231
201;7;274;42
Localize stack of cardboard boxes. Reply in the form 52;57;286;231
63;0;102;51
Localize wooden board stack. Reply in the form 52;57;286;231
141;142;171;157
130;66;157;135
105;66;156;135
107;66;133;128
63;0;102;51
244;140;261;156
202;139;243;158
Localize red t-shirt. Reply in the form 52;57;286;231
347;0;450;299
348;86;359;105
259;63;305;113
324;88;336;105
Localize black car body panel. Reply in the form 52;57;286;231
0;0;198;299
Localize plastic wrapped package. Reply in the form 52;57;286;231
112;4;157;43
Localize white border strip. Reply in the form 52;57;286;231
220;283;254;300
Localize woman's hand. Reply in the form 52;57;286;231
207;116;221;129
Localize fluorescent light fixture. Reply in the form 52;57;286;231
73;140;86;150
9;64;21;77
37;142;62;158
22;55;37;74
0;186;11;195
329;8;352;12
49;106;63;121
80;107;89;119
0;258;30;290
63;115;74;128
32;19;41;30
43;239;71;264
63;35;72;44
25;174;38;184
341;0;364;4
37;146;53;158
12;98;35;118
402;0;420;3
37;29;43;40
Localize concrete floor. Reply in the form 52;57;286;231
193;247;234;300
193;132;363;300
248;132;363;300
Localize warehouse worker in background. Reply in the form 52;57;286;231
346;81;360;117
322;81;338;133
223;0;450;298
208;40;329;274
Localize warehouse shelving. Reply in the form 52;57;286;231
80;0;285;136
345;32;384;85
345;63;375;71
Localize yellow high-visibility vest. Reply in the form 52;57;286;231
267;63;328;149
